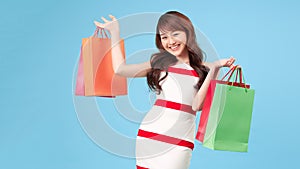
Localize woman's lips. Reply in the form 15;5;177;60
169;44;180;51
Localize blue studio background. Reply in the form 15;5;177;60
1;0;299;169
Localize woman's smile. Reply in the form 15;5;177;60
169;44;180;51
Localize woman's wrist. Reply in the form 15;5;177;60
111;31;121;43
110;29;120;36
211;61;222;69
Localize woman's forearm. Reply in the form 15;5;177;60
111;31;126;75
110;32;151;77
192;57;236;111
192;66;220;111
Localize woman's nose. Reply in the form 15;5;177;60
168;37;176;45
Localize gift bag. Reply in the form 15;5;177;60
202;67;255;152
75;45;85;95
196;66;250;142
75;27;127;96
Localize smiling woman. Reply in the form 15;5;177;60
94;11;235;169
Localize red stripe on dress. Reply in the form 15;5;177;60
138;129;194;150
155;99;196;115
136;165;149;169
168;66;199;77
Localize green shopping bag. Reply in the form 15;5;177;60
203;67;255;152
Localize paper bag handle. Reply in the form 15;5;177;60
221;65;239;82
93;27;109;38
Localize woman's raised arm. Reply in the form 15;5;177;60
94;15;151;78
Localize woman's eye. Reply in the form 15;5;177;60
161;36;167;40
173;33;179;36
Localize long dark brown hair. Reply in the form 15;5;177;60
147;11;209;94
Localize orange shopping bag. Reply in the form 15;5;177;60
81;27;127;96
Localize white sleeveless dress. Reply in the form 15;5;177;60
136;63;200;169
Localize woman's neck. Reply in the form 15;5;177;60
176;48;190;65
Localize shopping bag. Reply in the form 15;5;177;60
75;45;85;95
196;66;250;142
76;27;127;96
202;67;255;152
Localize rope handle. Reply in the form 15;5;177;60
93;27;110;38
221;65;239;82
221;65;247;86
228;67;248;89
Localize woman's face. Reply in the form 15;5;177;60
159;30;188;57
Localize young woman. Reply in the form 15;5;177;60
94;11;235;169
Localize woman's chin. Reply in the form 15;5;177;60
167;50;180;57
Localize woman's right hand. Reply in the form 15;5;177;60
94;15;120;36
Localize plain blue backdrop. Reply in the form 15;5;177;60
1;0;299;169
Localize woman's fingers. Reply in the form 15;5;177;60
226;56;236;69
109;14;116;21
226;58;234;65
101;16;109;23
94;15;119;33
94;15;115;28
229;56;235;63
94;21;104;28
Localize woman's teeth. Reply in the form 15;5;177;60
170;44;179;50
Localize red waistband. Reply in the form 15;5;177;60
136;165;149;169
154;99;196;115
138;129;194;150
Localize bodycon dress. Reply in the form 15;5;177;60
136;62;200;169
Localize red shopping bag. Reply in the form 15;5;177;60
75;28;127;97
196;66;250;142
